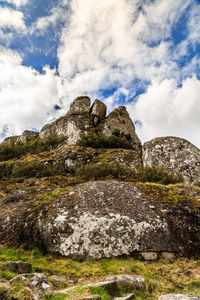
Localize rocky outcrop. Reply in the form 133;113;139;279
40;96;93;145
102;106;141;145
90;99;107;126
19;130;39;143
0;181;199;259
3;135;19;144
143;136;200;184
39;96;141;146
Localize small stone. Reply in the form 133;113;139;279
5;261;32;274
28;273;52;298
50;275;66;288
161;252;176;261
140;252;158;261
158;295;200;300
114;294;135;300
10;275;29;284
105;275;145;290
87;280;118;297
78;277;85;283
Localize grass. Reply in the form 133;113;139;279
0;247;200;299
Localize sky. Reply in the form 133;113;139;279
0;0;200;147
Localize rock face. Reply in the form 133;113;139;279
39;96;141;146
143;136;200;184
3;135;19;144
40;96;93;145
102;107;141;145
19;130;39;143
90;99;107;126
0;181;199;259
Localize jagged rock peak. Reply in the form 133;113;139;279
143;136;200;184
102;106;141;144
39;96;141;146
66;96;91;116
90;99;107;126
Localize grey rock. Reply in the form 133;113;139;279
114;294;135;300
90;99;107;126
28;273;52;298
87;280;118;296
5;261;32;274
106;275;145;290
102;106;141;145
78;277;85;283
68;96;91;115
40;97;93;145
49;275;66;287
0;181;199;259
140;251;158;261
19;130;39;143
10;275;29;283
158;295;200;300
161;252;176;261
2;135;19;144
143;136;200;184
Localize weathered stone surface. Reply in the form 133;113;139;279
90;99;107;126
28;273;52;299
2;135;19;144
0;181;199;259
5;261;32;274
49;275;66;288
143;136;200;184
87;281;118;296
114;294;135;300
158;295;200;300
40;97;93;145
102;106;141;145
105;275;145;290
161;251;176;261
68;96;91;115
140;251;158;261
19;130;39;143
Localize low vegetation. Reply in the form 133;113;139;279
0;247;200;299
77;131;134;150
136;163;183;185
0;132;66;161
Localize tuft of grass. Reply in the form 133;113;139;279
89;286;111;300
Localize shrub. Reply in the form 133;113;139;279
77;132;133;149
76;162;127;180
136;164;183;185
11;161;66;178
0;132;67;162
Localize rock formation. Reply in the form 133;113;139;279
39;96;141;146
18;130;39;143
143;136;200;184
0;181;199;259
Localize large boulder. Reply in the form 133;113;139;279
102;107;141;145
158;295;200;300
0;181;199;259
90;99;107;126
143;136;200;184
40;96;93;145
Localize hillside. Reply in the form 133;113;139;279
0;97;200;300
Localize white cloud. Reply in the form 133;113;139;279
5;0;28;7
0;49;62;139
127;76;200;147
0;7;25;29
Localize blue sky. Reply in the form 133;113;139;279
0;0;200;146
